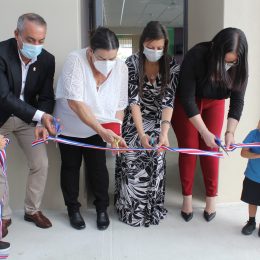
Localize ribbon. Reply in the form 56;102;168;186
0;139;9;250
226;142;260;151
32;136;260;159
0;143;9;236
32;136;224;158
33;118;260;157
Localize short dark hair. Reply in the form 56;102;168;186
206;27;248;91
90;26;119;51
138;21;170;96
17;13;47;32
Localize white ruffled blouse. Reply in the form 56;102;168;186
54;48;128;138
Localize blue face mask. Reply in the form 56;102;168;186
19;36;43;59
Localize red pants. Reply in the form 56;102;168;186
172;98;225;197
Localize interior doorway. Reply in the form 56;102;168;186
101;0;188;63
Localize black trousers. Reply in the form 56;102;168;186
59;134;109;213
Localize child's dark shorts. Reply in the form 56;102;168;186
241;177;260;205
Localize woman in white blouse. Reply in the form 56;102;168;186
54;27;128;231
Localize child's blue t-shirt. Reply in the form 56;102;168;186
243;129;260;183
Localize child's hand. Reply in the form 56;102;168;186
257;120;260;130
0;135;7;150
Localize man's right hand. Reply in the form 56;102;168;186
34;126;49;141
41;113;57;136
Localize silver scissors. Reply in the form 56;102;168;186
215;136;229;156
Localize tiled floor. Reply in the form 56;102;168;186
3;149;260;259
4;201;260;259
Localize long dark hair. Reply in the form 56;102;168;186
206;27;248;91
90;26;119;51
139;21;170;96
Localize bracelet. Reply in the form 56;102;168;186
225;130;234;136
161;120;171;126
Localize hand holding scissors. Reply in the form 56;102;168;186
215;136;229;156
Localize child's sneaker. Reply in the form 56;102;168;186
0;241;10;257
0;241;10;250
242;221;256;235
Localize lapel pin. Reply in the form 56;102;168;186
33;67;36;71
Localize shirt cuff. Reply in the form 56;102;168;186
32;110;45;123
36;122;43;127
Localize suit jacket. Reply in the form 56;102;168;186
0;38;55;127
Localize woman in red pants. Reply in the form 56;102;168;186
172;28;248;222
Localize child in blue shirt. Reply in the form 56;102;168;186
0;135;10;254
240;120;260;236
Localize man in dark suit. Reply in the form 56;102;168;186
0;13;56;238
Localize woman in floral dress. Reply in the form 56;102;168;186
115;21;179;227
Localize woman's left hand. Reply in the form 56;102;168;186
157;133;169;153
118;138;128;149
225;132;235;149
111;137;128;155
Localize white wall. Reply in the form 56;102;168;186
218;0;260;202
188;0;224;48
0;0;90;210
188;0;260;202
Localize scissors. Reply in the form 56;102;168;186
149;133;157;147
215;136;229;156
53;117;61;147
114;138;121;156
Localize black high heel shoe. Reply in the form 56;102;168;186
181;211;193;222
203;210;216;222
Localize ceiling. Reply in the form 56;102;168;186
103;0;184;29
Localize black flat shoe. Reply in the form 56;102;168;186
97;211;110;230
181;211;193;222
203;210;216;222
241;221;256;235
69;211;86;230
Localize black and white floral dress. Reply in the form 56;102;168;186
115;53;179;227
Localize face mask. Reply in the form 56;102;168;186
225;63;233;71
19;36;43;59
94;60;116;77
143;46;163;62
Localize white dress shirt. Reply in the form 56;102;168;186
54;48;128;138
18;52;44;122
